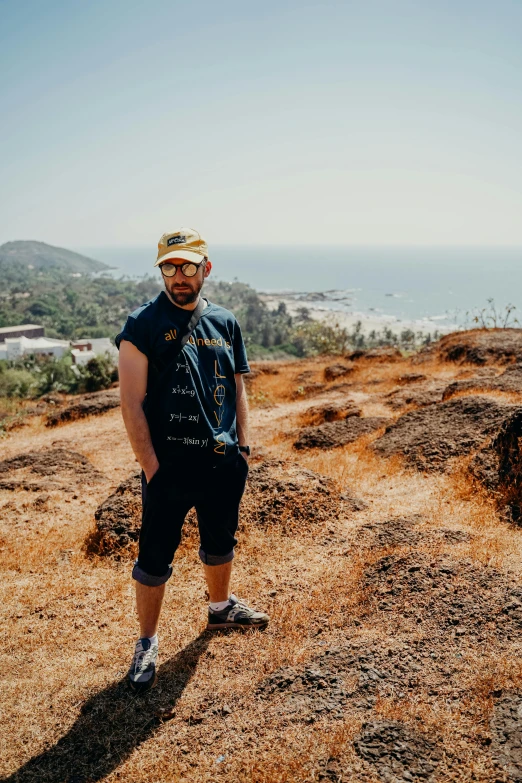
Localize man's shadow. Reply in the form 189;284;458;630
5;631;213;783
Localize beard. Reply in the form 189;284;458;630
165;279;203;306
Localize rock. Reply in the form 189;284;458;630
0;448;103;491
294;417;387;450
345;349;367;360
257;664;348;719
373;396;518;471
324;363;355;381
354;720;442;781
344;347;402;362
491;691;522;782
469;407;522;522
364;347;403;362
88;474;142;555
363;551;522;640
340;494;368;512
384;383;447;411
292;382;327;399
303;402;361;425
46;390;120;427
241;459;343;532
244;363;280;380
397;373;427;385
357;516;425;548
431;328;522;365
443;364;522;399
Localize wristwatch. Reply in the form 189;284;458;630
239;445;251;456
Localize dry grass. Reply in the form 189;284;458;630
2;353;522;781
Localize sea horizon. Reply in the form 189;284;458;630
77;244;522;330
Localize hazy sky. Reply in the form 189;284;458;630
1;0;522;247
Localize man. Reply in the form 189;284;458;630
116;227;269;693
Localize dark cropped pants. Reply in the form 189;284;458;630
132;452;249;586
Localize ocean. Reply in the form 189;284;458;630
77;245;522;331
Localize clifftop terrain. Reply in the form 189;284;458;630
2;329;522;782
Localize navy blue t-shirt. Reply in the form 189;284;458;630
116;292;250;466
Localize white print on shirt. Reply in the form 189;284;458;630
169;412;200;423
166;436;209;447
176;362;190;373
172;385;195;397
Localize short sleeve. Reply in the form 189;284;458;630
232;319;250;374
115;315;150;357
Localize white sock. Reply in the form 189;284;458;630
209;594;235;612
138;634;158;646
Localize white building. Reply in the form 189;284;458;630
71;348;97;366
0;336;70;361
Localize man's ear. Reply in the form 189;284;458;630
203;259;212;278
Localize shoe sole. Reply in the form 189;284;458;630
127;669;158;694
207;621;269;631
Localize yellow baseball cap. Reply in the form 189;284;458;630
155;227;208;266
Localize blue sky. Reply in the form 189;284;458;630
1;0;522;247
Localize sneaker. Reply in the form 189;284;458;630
207;595;269;631
127;637;158;693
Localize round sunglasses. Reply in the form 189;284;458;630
159;261;200;278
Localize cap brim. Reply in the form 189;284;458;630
154;249;205;266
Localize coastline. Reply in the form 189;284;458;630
259;290;459;337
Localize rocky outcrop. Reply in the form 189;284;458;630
294;417;387;450
240;458;344;532
0;448;103;491
373;396;518;471
46;390;120;426
470;407;522;523
88;474;142;555
431;329;522;365
323;363;354;381
443;363;522;399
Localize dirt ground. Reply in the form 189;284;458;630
2;332;522;782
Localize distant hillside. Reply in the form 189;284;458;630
0;241;109;274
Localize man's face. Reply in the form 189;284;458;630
161;258;212;306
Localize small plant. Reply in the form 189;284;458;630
467;299;519;329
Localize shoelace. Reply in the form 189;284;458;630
132;645;155;675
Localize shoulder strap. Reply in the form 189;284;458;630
179;296;207;352
147;297;207;387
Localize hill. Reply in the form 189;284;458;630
1;344;522;781
0;240;109;275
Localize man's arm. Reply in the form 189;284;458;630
119;340;160;482
235;373;250;457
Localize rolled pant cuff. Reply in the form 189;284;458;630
132;560;173;586
198;547;235;566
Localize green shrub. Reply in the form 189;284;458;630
76;355;117;393
0;368;37;398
